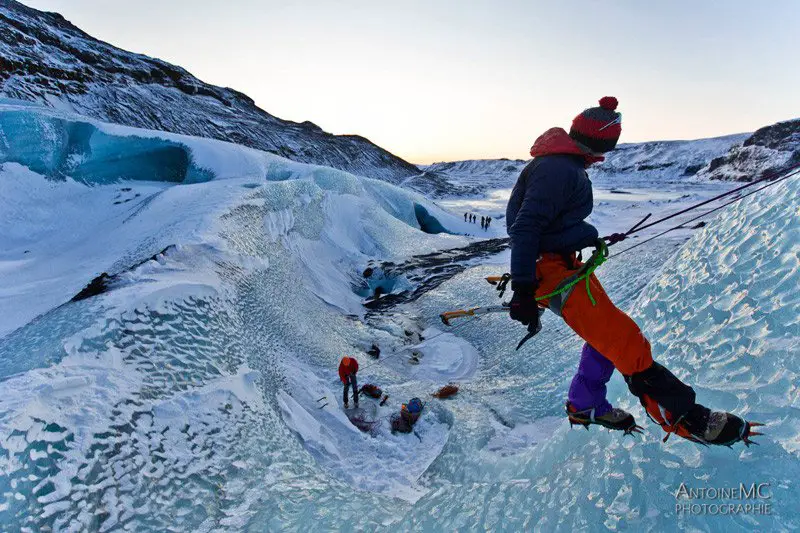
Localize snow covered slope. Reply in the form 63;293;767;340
0;0;422;183
593;133;750;182
422;158;527;196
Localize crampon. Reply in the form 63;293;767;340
675;407;765;448
641;400;765;448
566;402;644;437
665;420;765;448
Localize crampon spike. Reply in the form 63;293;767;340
742;421;764;447
624;424;644;437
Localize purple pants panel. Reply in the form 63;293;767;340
568;343;615;416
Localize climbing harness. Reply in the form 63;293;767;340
439;240;610;349
538;240;608;311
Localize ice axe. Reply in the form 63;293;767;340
440;274;545;350
439;305;510;326
438;273;515;326
438;304;543;350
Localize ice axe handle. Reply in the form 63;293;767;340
439;309;474;326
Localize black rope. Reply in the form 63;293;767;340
615;161;800;239
609;167;799;258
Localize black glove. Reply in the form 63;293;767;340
605;233;626;245
509;280;539;325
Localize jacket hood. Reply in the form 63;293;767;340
530;127;605;166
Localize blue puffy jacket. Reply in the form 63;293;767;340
506;153;599;284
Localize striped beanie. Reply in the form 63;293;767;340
569;96;622;154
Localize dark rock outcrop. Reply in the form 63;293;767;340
698;119;800;181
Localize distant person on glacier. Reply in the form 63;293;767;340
464;212;468;222
505;97;759;446
481;216;486;230
338;356;359;409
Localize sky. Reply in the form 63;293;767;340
19;0;800;163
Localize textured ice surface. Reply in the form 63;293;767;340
396;175;799;532
0;105;480;530
1;103;797;531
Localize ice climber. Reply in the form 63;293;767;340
338;356;359;409
505;97;761;446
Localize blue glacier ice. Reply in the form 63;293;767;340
0;102;797;532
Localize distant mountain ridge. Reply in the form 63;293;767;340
421;134;749;195
423;121;800;196
0;0;422;184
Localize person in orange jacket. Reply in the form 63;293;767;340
338;356;359;409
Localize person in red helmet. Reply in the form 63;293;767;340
338;356;359;409
505;97;761;447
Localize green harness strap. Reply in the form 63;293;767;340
534;240;609;307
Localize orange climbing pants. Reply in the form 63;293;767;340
535;253;653;376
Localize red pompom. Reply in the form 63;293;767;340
599;96;618;111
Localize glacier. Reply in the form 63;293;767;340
0;102;798;532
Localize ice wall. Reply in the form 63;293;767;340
0;107;213;184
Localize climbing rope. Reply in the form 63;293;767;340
607;166;800;259
610;161;800;240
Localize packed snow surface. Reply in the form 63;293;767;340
1;103;798;531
